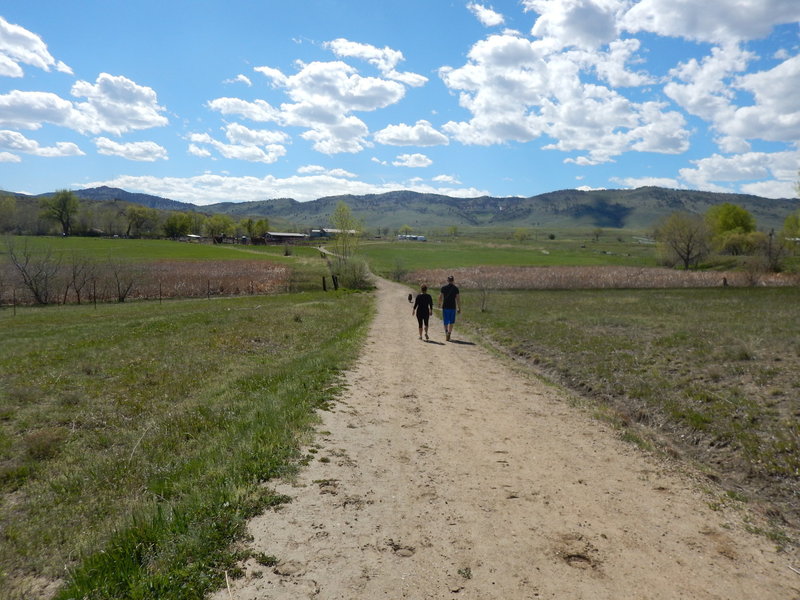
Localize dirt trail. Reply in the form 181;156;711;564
215;277;798;600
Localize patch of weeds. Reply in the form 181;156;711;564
726;490;748;503
252;552;279;567
457;567;472;579
319;456;330;463
23;427;67;460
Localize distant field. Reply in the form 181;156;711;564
459;287;799;541
0;291;372;599
361;231;658;276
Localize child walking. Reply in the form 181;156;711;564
412;284;433;340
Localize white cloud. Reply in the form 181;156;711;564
188;130;286;163
324;38;428;87
610;176;683;189
82;173;488;204
188;143;211;158
94;137;168;161
207;97;280;122
223;74;252;86
297;164;356;178
622;0;800;44
0;90;78;130
0;129;83;157
0;16;72;77
678;149;800;196
525;0;627;50
468;3;505;27
393;153;433;167
69;73;169;135
441;32;689;161
0;151;20;162
374;120;449;146
433;174;462;184
223;122;289;146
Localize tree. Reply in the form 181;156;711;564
41;189;79;235
398;224;413;236
163;212;191;238
513;228;530;243
447;225;459;238
205;214;235;238
655;212;711;269
6;237;62;304
125;205;159;238
0;196;16;233
330;201;362;262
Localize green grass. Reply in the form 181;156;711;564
462;286;799;536
360;233;658;276
1;235;324;263
0;290;372;599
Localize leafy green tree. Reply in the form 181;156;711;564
705;203;756;236
254;218;269;236
0;195;16;233
205;214;235;237
398;224;413;236
513;228;530;243
447;225;459;238
125;205;159;238
41;189;80;235
655;212;711;269
163;212;191;238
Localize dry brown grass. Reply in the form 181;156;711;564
1;259;290;305
407;265;800;290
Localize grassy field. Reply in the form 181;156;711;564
458;287;799;542
0;291;372;599
360;231;658;277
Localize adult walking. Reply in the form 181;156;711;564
438;275;460;341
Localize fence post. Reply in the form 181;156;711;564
322;276;327;291
332;274;339;291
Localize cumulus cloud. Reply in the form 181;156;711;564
0;16;72;77
433;174;462;184
70;73;169;135
297;164;356;177
468;3;505;27
188;127;287;164
440;32;688;162
324;38;428;87
83;173;488;204
678;149;800;197
374;120;449;146
393;153;433;167
211;40;425;155
622;0;800;44
524;0;627;50
610;176;683;189
0;129;83;157
94;137;168;161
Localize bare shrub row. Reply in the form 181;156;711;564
0;259;289;306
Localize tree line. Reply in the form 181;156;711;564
655;201;800;272
0;190;270;240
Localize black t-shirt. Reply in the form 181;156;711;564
440;283;459;309
413;293;433;317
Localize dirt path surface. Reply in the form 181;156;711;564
215;277;798;600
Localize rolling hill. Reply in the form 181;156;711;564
8;186;799;232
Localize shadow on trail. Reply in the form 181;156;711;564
448;339;475;346
424;340;446;346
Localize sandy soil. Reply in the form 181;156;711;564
214;277;799;600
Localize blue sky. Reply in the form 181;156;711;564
1;0;798;205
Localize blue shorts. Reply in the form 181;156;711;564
442;308;457;326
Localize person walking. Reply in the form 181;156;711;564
412;284;433;340
438;275;460;341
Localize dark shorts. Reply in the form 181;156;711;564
416;313;429;327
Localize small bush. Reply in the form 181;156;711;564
23;427;67;460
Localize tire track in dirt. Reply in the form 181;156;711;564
214;277;798;599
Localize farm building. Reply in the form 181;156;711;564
264;231;309;243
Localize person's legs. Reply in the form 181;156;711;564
423;315;429;339
442;309;456;340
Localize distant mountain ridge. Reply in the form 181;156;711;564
9;186;799;231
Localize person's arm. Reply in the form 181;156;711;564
456;293;461;313
437;292;443;308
